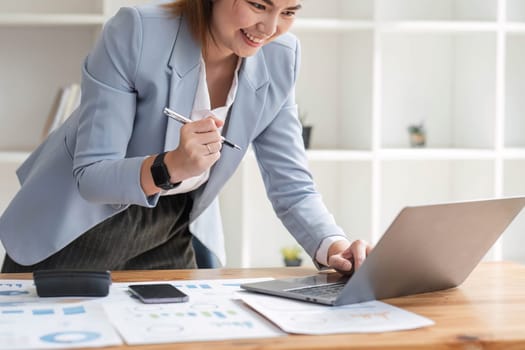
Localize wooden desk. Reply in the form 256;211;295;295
2;261;525;350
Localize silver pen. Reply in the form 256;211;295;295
163;107;242;151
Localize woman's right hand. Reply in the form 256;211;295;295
165;116;224;183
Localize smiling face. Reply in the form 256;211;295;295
208;0;302;59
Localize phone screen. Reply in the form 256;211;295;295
128;283;189;304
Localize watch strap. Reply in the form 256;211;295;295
151;152;180;190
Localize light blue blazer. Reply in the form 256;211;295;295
0;5;346;266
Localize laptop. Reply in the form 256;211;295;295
241;197;525;306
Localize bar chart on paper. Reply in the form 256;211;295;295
104;278;283;344
0;302;122;349
104;298;283;344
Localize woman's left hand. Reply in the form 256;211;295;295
327;239;373;274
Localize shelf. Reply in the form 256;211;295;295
245;148;513;161
0;26;95;150
293;19;503;34
503;149;525;160
379;148;497;160
224;147;525;163
381;31;496;149
0;0;103;16
0;151;30;163
306;150;372;161
380;159;496;236
293;19;510;34
0;14;104;26
292;19;374;32
245;149;372;161
378;20;498;33
375;0;497;22
506;23;525;33
297;29;373;150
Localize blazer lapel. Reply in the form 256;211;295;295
164;17;201;151
191;52;270;219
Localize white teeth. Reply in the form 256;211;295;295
241;29;264;44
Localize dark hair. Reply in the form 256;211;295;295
163;0;214;51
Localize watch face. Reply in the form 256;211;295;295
151;164;170;188
151;153;176;190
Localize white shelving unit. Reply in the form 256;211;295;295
221;0;525;268
1;1;524;268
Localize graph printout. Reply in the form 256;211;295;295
1;277;434;346
240;292;435;334
104;279;284;344
0;279;121;349
0;300;122;349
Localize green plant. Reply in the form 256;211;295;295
407;122;426;147
280;245;302;261
407;122;424;134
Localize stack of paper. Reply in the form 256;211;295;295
0;278;435;349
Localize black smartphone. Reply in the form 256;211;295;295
128;283;189;304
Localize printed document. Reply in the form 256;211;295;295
104;279;284;344
241;292;434;334
0;277;435;348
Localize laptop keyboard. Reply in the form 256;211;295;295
287;282;346;299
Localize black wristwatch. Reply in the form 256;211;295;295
150;152;180;190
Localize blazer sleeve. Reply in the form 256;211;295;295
72;7;157;207
252;40;347;260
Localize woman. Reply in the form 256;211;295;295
0;0;371;272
